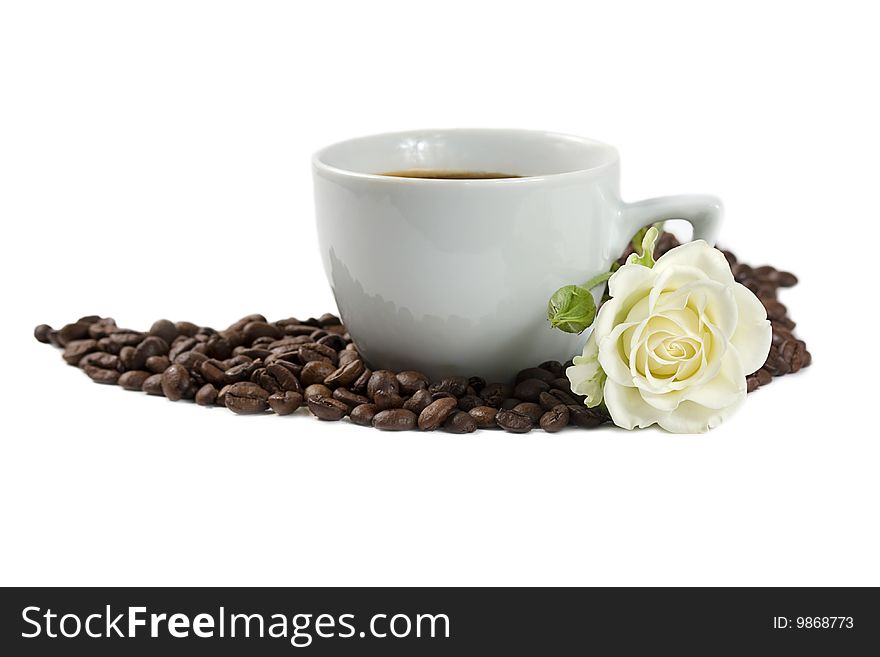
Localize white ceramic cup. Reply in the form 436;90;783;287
312;129;722;381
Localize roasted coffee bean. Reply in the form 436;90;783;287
746;376;760;393
539;405;570;432
87;318;117;339
63;339;98;365
480;383;512;408
515;367;556;385
268;390;303;415
537;360;564;378
316;333;347;351
142;373;165;396
225;382;270;414
265;362;302;392
298;342;337;365
335;349;360;368
443;410;477;434
83;365;120;385
457;395;484;412
174;350;208;371
755;368;772;386
280;323;317;337
79;352;120;370
548;388;579;407
307;396;348;421
513;378;550;402
324;359;365;388
567;405;607;428
301;360;336;386
403;389;433;414
132;336;169;370
161;363;191;401
222;362;252;384
495;409;533;433
175;321;200;337
109;331;145;350
350;367;372;394
148;319;178;344
57;321;92;346
372;408;418;431
367;370;399;399
119;345;137;370
374;390;404;411
304;383;333;400
195;383;219;406
396;371;430;396
349;403;378;426
418;397;459;431
119;370;152;391
205;336;233;360
227;314;267;333
468;406;498;429
318;312;342;327
199;359;227;386
774;271;797;287
237;347;272;360
431;391;457;401
513;402;543;423
333;387;370;410
538;391;562;412
145;355;171;374
169;337;197;361
501;397;521;410
429;376;468;397
550;378;572;392
34;324;53;344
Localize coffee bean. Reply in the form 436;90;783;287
132;336;169;370
84;365;120;385
538;391;561;412
316;333;347;351
119;345;137;370
79;352;120;370
550;377;573;392
175;321;200;337
468;406;498;429
200;359;227;386
318;312;342;327
429;376;468;397
537;360;564;378
457;394;484;412
548;388;579;407
298;342;337;365
501;397;521;410
145;355;171;374
224;361;256;384
350;367;372;394
148;319;178;344
350;403;378;426
324;359;365;388
374;390;404;410
774;271;798;287
268;390;303;415
755;368;772;386
304;383;333;400
300;360;335;386
142;373;165;396
205;336;233;360
513;378;550;402
513;402;543;422
119;370;152;391
402;389;433;414
367;370;399;399
307;396;348;421
495;409;533;433
567;405;606;428
746;376;760;393
62;339;98;365
441;410;476;434
161;363;191;401
195;383;219;406
237;347;272;360
396;370;430;395
480;383;512;408
539;405;570;432
34;324;53;344
225;382;270;414
174;350;208;371
169;337;197;361
335;349;360;368
515;367;556;385
372;408;418;431
57;321;92;346
418;397;458;431
333;387;370;410
264;362;302;392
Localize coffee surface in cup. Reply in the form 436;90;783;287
381;169;521;180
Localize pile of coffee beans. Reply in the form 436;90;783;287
34;241;809;433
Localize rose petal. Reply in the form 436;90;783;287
603;380;666;430
681;348;746;410
656;396;744;433
653;240;736;286
730;283;773;374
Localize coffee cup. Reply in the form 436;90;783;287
313;129;721;381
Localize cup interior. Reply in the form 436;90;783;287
314;129;618;178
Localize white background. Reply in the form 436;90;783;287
1;0;877;586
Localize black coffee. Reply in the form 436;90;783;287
381;169;521;180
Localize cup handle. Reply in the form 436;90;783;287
615;194;723;255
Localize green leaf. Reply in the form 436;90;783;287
547;284;597;334
626;226;660;268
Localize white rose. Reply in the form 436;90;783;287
567;240;772;433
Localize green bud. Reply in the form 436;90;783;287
547;284;597;334
626;225;661;268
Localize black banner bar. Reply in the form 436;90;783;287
1;587;876;654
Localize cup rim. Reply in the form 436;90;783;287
312;128;620;184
